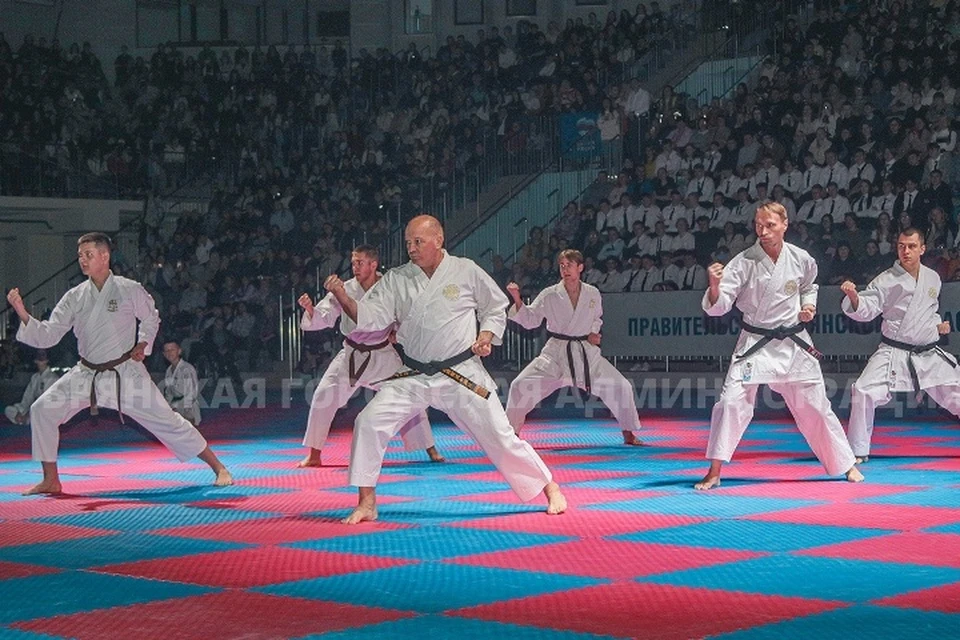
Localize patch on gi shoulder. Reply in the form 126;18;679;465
589;299;596;308
929;287;938;299
442;284;460;300
784;280;798;295
107;299;119;312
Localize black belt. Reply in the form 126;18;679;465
547;330;592;394
377;345;490;399
80;350;133;423
880;335;957;398
343;336;391;386
736;321;822;362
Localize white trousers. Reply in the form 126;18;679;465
30;360;208;463
848;378;960;457
349;359;553;502
303;346;434;452
706;378;856;476
505;347;641;433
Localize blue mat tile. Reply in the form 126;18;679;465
259;563;604;613
36;504;280;531
586;494;821;518
0;571;213;624
306;500;543;526
302;615;617;639
616;521;894;552
644;555;960;602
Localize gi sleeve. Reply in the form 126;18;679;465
133;284;161;355
799;253;819;309
702;256;745;317
17;292;76;349
508;288;547;329
181;366;200;417
473;263;508;344
591;290;603;334
301;291;341;331
841;274;886;322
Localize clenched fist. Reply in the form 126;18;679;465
707;263;724;287
297;293;314;317
324;275;345;293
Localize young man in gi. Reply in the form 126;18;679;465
6;232;232;495
841;228;960;462
296;245;443;468
161;341;202;426
695;202;864;489
504;249;644;445
325;215;566;524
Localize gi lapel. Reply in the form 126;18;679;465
898;264;929;341
79;275;115;343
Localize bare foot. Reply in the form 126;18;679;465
426;446;445;463
855;455;869;464
214;468;234;487
22;479;62;496
846;466;865;483
544;481;567;515
622;430;646;446
297;451;322;468
694;474;721;491
342;504;378;525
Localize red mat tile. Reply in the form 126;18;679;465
453;582;843;639
97;545;412;587
456;468;634;485
453;487;664;507
799;532;960;567
449;510;712;538
0;496;148;521
188;489;413;514
895;459;960;472
51;478;186;494
875;582;960;613
15;591;412;639
0;560;60;580
156;515;411;545
450;540;761;580
0;521;119;547
744;503;960;531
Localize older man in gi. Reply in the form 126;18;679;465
841;228;960;462
296;244;443;468
504;249;644;445
326;215;566;524
6;232;232;495
695;202;864;490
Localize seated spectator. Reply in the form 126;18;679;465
3;350;58;426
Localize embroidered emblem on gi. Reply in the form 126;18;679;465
442;284;460;300
107;299;119;312
784;280;798;295
589;299;596;308
929;287;938;299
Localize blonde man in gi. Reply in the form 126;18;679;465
326;215;566;524
841;228;960;462
6;232;232;495
504;249;644;445
162;341;201;426
695;202;864;490
296;244;443;468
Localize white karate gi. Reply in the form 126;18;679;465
163;359;202;426
843;263;960;456
703;242;856;475
505;282;641;433
300;278;434;453
17;273;208;463
4;368;59;425
349;252;553;501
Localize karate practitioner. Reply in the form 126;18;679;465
695;202;864;490
504;249;644;445
296;245;442;468
3;350;58;425
161;341;202;426
326;215;566;524
841;228;960;462
6;232;232;495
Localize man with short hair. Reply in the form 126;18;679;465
841;229;960;462
6;232;232;495
162;341;201;426
694;203;863;490
505;250;644;446
295;245;442;468
3;350;58;425
326;216;566;524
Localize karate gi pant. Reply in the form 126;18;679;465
30;360;208;463
349;359;553;501
707;377;856;476
505;347;641;433
303;346;434;452
848;378;960;457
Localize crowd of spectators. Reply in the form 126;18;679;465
509;0;960;299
